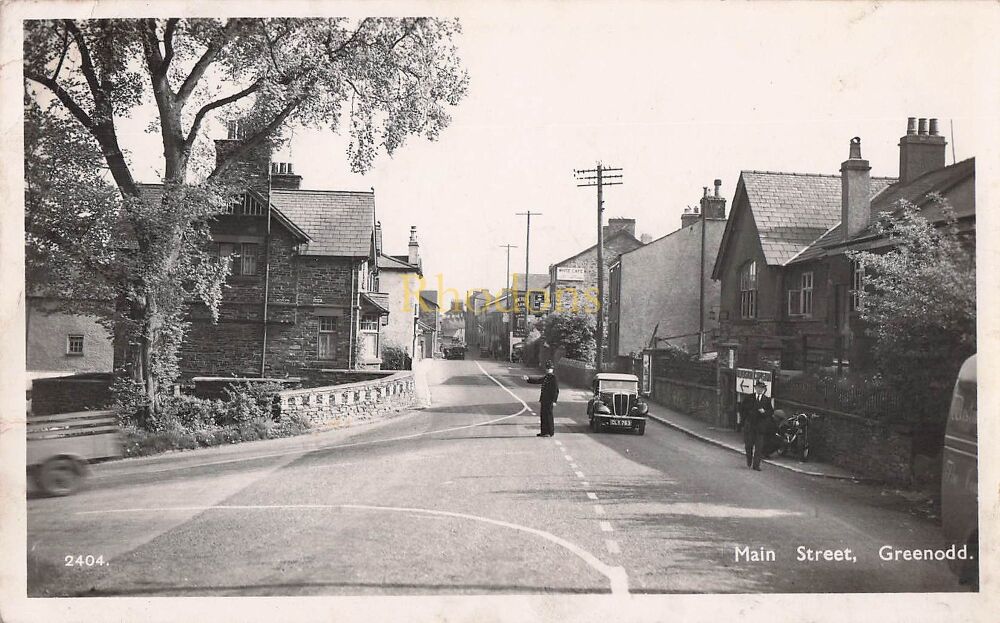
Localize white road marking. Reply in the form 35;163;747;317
78;503;630;595
570;463;578;469
605;540;620;554
581;481;590;487
586;492;598;500
594;505;605;515
575;471;585;478
554;440;563;446
600;521;614;532
564;455;573;461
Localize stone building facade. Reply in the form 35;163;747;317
609;182;727;359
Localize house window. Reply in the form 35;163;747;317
240;243;258;276
850;260;864;311
788;271;814;317
318;317;338;360
66;334;84;355
360;314;379;331
739;260;758;319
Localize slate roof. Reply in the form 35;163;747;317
740;171;896;265
549;229;644;269
270;189;374;257
787;158;974;264
135;183;311;242
511;272;549;291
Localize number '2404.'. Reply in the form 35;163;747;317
64;554;107;567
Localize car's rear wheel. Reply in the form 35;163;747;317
38;457;83;496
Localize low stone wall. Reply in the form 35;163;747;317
777;398;913;485
32;373;113;416
651;377;718;425
277;370;416;427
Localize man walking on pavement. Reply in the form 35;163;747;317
523;361;559;437
741;379;773;470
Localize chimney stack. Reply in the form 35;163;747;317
899;116;947;184
841;137;872;241
214;119;270;196
270;161;303;190
604;217;636;239
408;226;420;266
699;179;727;220
681;206;701;229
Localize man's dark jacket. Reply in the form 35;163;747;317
740;392;774;428
527;373;560;404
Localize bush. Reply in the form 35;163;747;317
381;345;412;370
539;311;595;363
220;381;284;426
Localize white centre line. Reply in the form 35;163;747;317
599;521;614;532
564;455;572;461
594;505;605;515
569;463;578;469
581;481;590;487
554;440;563;446
606;540;621;554
586;492;598;500
575;471;585;478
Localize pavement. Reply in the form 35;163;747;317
641;402;862;481
24;355;967;599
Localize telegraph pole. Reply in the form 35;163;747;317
574;162;623;373
515;211;542;344
499;244;518;294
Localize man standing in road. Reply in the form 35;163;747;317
523;361;559;437
740;380;773;470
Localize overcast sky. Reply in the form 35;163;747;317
109;2;996;308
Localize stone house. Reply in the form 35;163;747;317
165;128;400;377
608;181;727;362
712;117;975;372
547;218;644;314
25;292;113;379
418;290;441;358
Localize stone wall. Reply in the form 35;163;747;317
651;377;719;425
776;398;913;485
32;373;113;416
278;370;416;427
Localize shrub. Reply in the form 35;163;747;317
220;381;283;426
381;345;412;370
539;311;595;363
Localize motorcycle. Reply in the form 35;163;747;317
776;412;819;462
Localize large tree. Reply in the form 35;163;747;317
24;18;468;413
848;197;976;423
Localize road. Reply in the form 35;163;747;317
26;357;966;596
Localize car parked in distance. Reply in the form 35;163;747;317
444;345;466;360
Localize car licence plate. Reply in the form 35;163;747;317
609;418;631;427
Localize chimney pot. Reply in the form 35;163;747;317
713;179;722;197
907;117;917;135
929;118;939;136
849;136;862;160
918;118;928;135
703;186;709;197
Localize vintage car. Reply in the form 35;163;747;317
444;345;467;360
27;409;122;496
587;373;648;435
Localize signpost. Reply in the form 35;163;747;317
736;367;772;397
641;353;652;395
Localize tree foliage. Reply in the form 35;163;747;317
537;311;596;363
24;18;468;412
848;197;976;422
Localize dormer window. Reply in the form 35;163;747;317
227;193;266;216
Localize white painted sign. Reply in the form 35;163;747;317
736;368;772;397
556;267;586;281
641;353;651;395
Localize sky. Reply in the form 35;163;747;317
105;2;998;309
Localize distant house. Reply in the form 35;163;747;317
378;225;424;360
418;290;441;358
547;218;644;313
25;290;113;380
712;117;974;371
609;181;727;362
